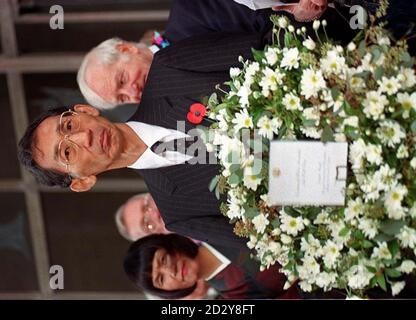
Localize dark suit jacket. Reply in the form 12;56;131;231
164;0;276;43
208;242;300;299
128;32;267;248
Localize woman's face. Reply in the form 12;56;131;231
151;248;199;291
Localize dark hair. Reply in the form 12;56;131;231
123;233;199;299
17;106;72;187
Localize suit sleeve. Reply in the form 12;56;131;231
167;215;249;249
155;31;272;73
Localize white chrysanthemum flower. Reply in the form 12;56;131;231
320;49;347;77
397;226;416;249
349;75;365;91
229;67;241;78
302;107;321;124
377;76;401;95
259;67;284;96
315;272;337;291
398;260;416;274
376;120;406;148
283;92;302;111
391;281;406;296
373;164;399;191
300;68;326;98
277;16;288;28
322;240;341;269
411;157;416;169
265;47;279;66
397;67;416;89
397;92;416;119
371;242;392;260
280;47;300;70
243;166;262;191
346;264;374;290
236;83;252;107
226;202;243;220
298;256;320;279
302;37;316;50
300;234;322;258
232;108;253;132
360;53;374;72
298;280;313;292
410;204;416;219
349;139;367;170
384;184;408;219
347;42;356;51
300;126;322;139
271;118;283;133
343;116;359;128
345;198;364;221
257;116;274;140
365;144;383;165
363;91;388;120
280;233;293;245
280;212;305;236
247;234;257;249
252;213;269;234
397;144;409;159
358;218;379;239
245;61;260;78
314;210;330;224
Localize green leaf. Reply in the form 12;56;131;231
215;184;220;200
388;240;400;258
209;175;219;192
251;48;265;63
374;66;384;81
401;52;413;67
284;31;294;47
373;233;395;242
229;164;240;173
343;101;357;116
208;93;218;108
331;87;340;101
385;268;402;278
379;219;406;236
376;273;387;292
284;207;301;217
411;120;416;134
358;39;366;58
244;206;259;219
344;125;359;140
228;173;241;185
366;266;377;273
371;47;381;63
271;218;280;229
321;125;335;142
338;227;350;237
362;240;374;248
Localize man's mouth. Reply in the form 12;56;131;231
100;129;110;152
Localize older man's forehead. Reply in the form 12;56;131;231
85;57;117;103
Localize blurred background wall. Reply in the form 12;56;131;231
0;0;173;299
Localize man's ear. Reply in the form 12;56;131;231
70;175;97;192
116;42;140;55
73;104;100;117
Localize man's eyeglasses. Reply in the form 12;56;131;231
57;110;81;171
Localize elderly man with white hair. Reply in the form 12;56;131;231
76;0;294;110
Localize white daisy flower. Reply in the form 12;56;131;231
229;67;241;78
280;47;300;70
397;92;416;119
397;226;416;249
397;260;416;274
345;198;364;221
257;115;274;140
283;92;302;111
397;144;409;159
322;240;342;269
371;242;392;260
320;49;347;77
391;281;406;296
397;67;416;89
377;76;401;95
300;68;326;98
252;213;269;234
363;91;388;120
365;144;383;165
302;37;316;50
232;108;253;132
376;120;406;147
265;47;279;66
280;211;305;236
358;218;379;239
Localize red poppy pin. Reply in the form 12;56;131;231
187;103;207;124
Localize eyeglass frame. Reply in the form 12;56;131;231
57;110;81;173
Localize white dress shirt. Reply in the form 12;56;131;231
234;0;335;10
202;242;231;281
126;121;193;169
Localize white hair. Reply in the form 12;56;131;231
77;37;146;110
114;193;148;242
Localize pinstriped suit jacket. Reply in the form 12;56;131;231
128;32;268;248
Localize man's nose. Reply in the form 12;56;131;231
69;130;92;148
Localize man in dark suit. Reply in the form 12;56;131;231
18;31;271;248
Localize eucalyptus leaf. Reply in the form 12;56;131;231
374;66;384;81
373;233;395;242
244;206;259;219
209;175;219;192
228;173;241;185
411;120;416;134
379;219;406;236
321;125;335;142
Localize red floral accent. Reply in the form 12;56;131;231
187;103;207;124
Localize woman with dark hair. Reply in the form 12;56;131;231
123;233;300;299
